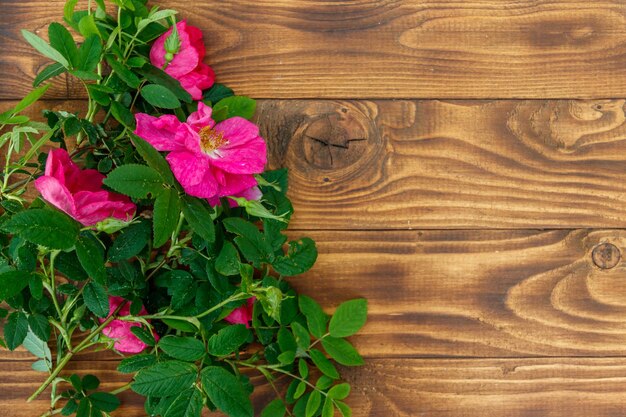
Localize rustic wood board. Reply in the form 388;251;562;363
5;1;626;99
4;99;626;230
4;358;626;417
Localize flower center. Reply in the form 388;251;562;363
198;126;227;155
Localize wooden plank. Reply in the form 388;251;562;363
3;229;626;359
5;1;626;99
4;99;626;230
3;358;626;416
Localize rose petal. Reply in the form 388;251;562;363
135;113;186;152
34;176;76;218
149;21;199;78
210;118;267;174
166;151;219;198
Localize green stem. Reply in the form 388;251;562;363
308;332;330;350
39;381;131;417
27;302;127;402
138;292;249;321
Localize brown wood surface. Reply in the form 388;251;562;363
5;1;626;99
4;358;626;417
4;0;626;415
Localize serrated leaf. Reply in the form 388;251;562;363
27;314;51;342
0;270;31;301
207;324;250;356
76;233;107;285
272;238;317;276
83;281;109;318
103;164;163;199
298;295;328;339
117;354;156;373
130;326;156;347
141;84;180;109
215;242;240;276
4;312;28;350
131;135;174;183
181;196;215;243
22;329;51;360
105;55;140;88
110;101;136;129
89;392;120;412
22;30;70;68
107;221;150;262
321;337;364;366
164;387;202;417
131;361;197;398
136;64;191;103
2;209;79;250
329;299;367;338
153;188;181;248
201;367;253;417
159;336;205;362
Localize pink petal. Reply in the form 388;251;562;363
210;118;267;174
68;169;105;194
73;191;136;226
45;149;79;184
150;21;199;78
212;169;259;198
224;298;255;328
178;63;215;101
186;101;215;131
166;151;218;198
185;24;206;61
34;176;76;219
135;113;185;152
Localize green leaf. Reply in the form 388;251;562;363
4;312;28;350
34;63;66;87
321;337;364;366
212;96;256;123
48;22;79;68
131;361;197;398
83;281;109;318
215;242;240;276
223;218;271;266
107;220;151;262
141;84;181;109
136;64;192;103
23;329;51;360
76;399;91;417
21;30;70;68
78;15;101;39
27;314;51;342
153;188;181;248
159;336;205;362
299;295;328;339
329;299;367;338
131;135;174;183
0;270;31;300
12;84;50;114
2;209;79;250
327;383;350;400
181;196;215;243
207;324;250;356
201;366;253;417
77;35;102;72
117;354;156;373
110;101;136;129
137;10;178;33
105;55;141;88
103;164;163;199
82;374;100;391
261;399;286;417
204;84;234;105
335;401;352;417
164;388;202;417
277;351;295;365
322;397;334;417
272;238;317;276
291;321;310;351
293;381;306;400
89;392;120;412
130;326;156;347
306;390;321;417
75;233;107;285
64;0;79;24
309;349;340;379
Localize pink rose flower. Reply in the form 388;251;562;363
134;102;267;201
150;20;215;100
207;185;262;207
34;149;136;226
225;297;255;328
100;296;159;354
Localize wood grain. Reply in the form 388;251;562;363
3;229;626;360
4;358;626;417
5;98;626;230
6;1;626;99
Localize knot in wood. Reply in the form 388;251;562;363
302;112;367;170
592;243;621;269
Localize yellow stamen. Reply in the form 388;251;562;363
198;125;227;154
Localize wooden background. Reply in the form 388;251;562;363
3;0;626;415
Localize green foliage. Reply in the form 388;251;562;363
158;336;206;361
131;361;197;397
329;299;368;338
2;209;79;250
201;367;253;417
212;96;256;122
103;164;164;199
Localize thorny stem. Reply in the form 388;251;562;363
27;302;128;402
